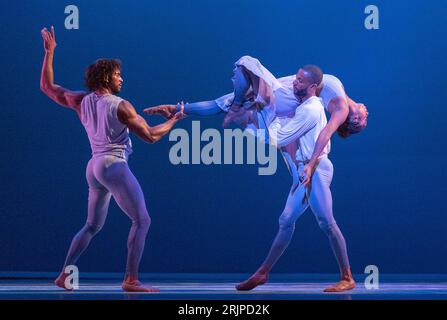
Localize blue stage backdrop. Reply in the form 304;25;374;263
1;0;446;274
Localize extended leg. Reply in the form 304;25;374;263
236;183;309;291
61;188;111;265
181;100;223;116
144;100;223;119
55;160;112;290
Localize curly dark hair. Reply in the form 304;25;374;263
84;59;121;92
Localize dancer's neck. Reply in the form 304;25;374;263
95;87;112;96
299;94;316;104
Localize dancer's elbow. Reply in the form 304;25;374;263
144;132;160;144
40;82;50;94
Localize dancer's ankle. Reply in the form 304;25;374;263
341;268;354;281
124;273;139;283
256;266;270;276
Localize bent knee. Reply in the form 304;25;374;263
132;214;151;229
84;222;104;235
237;55;259;65
279;212;295;230
319;221;339;234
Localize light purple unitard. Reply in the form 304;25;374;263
175;56;351;276
60;93;150;278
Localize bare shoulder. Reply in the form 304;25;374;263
63;90;88;115
66;90;88;104
327;100;349;126
117;100;138;124
327;96;348;115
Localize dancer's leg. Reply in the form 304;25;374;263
95;156;157;292
55;158;112;290
179;100;223;116
145;66;250;119
145;100;223;119
308;158;355;292
223;66;253;128
223;56;279;128
232;66;252;105
236;182;309;291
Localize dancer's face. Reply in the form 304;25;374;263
109;69;123;94
348;103;368;128
293;69;315;99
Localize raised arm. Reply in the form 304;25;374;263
40;26;86;115
118;100;185;144
300;97;348;186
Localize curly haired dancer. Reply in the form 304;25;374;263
40;26;185;292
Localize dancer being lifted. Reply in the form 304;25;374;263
144;55;368;184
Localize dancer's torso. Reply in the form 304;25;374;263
80;93;133;160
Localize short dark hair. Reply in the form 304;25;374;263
85;59;121;92
302;64;323;86
336;119;351;138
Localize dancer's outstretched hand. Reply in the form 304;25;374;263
144;104;177;119
41;26;57;53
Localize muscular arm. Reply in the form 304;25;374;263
306;97;349;168
118;100;182;144
40;27;86;115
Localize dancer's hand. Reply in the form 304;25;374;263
254;100;267;111
144;104;177;119
172;102;187;121
41;26;56;54
300;164;313;187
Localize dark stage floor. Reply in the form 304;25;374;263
1;273;446;300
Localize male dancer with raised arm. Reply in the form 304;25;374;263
40;26;185;292
236;65;355;293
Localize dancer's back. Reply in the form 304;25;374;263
80;92;133;159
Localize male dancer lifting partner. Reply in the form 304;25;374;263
145;56;356;292
40;26;185;292
236;65;355;292
144;56;368;183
